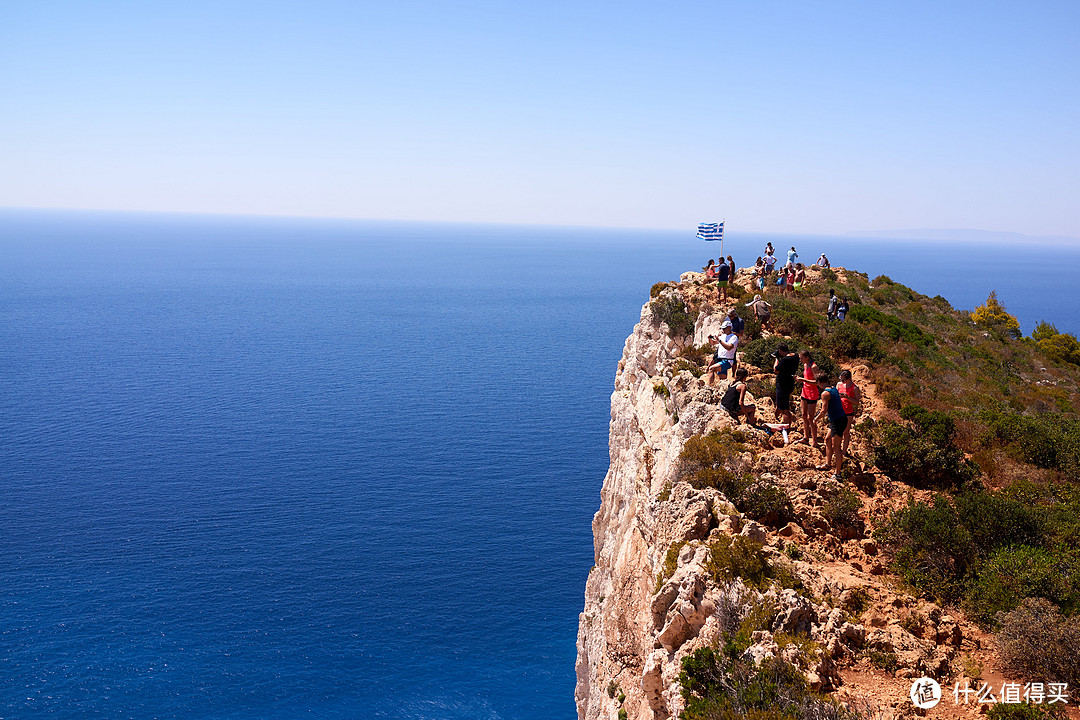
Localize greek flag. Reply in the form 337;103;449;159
697;222;723;241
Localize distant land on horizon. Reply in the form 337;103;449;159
847;227;1080;245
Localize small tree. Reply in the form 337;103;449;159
972;291;1021;339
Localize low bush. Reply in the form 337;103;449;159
656;540;688;590
650;295;697;338
846;304;934;347
824;321;884;362
1033;321;1080;367
978;407;1080;477
871;404;978;488
820;481;862;529
964;545;1073;627
996;598;1080;690
676;429;753;500
987;704;1068;720
739;481;795;527
673;358;704;378
770;298;821;339
679;648;865;720
706;535;771;589
650;281;668;298
874;495;973;602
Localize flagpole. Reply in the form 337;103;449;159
721;217;726;259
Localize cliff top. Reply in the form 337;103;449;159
577;260;1080;720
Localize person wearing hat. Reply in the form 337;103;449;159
706;324;739;385
747;294;771;331
726;307;745;337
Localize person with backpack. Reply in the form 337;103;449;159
837;369;862;455
814;372;848;480
826;289;839;323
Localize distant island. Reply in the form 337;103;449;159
847;227;1080;245
577;261;1080;720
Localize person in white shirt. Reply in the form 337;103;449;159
706;323;739;385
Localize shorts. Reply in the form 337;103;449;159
757;312;771;323
775;387;792;412
716;280;728;287
829;416;849;435
716;358;733;373
794;281;804;290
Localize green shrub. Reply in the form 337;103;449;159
875;495;973;601
739;482;795;527
1033;321;1080;366
679;648;864;720
867;650;899;674
676;429;753;499
987;703;1067;720
650;295;697;338
996;598;1080;690
656;540;688;590
653;381;670;398
673;358;705;378
820;481;862;529
820;268;838;282
770;298;821;339
979;407;1080;477
846;304;934;347
706;535;771;589
964;545;1072;628
871;405;978;488
954;490;1044;552
650;281;668;298
824;321;884;362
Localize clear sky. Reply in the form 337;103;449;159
1;1;1077;236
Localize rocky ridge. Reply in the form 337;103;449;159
575;266;988;720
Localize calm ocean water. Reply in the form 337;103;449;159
1;210;1077;720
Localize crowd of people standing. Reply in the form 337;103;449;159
698;243;861;481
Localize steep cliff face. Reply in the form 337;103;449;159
574;272;966;720
574;289;716;720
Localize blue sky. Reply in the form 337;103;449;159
1;1;1077;235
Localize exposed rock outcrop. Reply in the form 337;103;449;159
575;273;974;720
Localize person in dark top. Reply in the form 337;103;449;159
726;307;745;337
772;343;799;426
721;367;757;426
826;289;839;323
814;371;848;480
726;256;736;288
715;260;730;301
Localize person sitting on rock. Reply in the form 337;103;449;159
817;253;830;268
721;367;757;426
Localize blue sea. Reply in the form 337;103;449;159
1;210;1077;720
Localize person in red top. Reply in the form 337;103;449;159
836;369;862;455
794;349;820;448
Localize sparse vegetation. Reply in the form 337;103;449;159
679;647;865;720
870;404;977;489
650;294;697;337
996;598;1080;691
656;540;688;591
